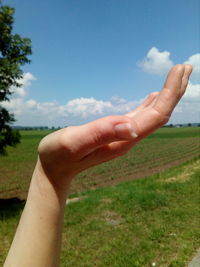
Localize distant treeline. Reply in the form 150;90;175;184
12;123;200;131
162;123;200;128
12;126;62;131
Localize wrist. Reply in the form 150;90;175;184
30;159;75;207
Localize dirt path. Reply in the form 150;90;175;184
188;249;200;267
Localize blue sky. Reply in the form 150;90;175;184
2;0;200;126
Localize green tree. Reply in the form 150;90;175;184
0;2;32;154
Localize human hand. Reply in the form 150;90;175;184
37;64;192;191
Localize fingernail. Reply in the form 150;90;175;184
114;123;138;139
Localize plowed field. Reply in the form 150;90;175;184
0;127;199;199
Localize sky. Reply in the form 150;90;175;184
2;0;200;127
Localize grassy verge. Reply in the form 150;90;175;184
1;158;199;266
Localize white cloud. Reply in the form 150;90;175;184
13;87;27;98
138;47;174;75
2;73;141;126
3;95;140;126
65;97;113;118
170;81;200;124
10;72;36;98
184;82;200;99
184;54;200;82
171;99;200;124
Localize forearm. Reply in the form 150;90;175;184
4;159;71;267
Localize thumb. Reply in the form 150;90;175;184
62;115;139;159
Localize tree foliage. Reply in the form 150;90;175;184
0;2;32;154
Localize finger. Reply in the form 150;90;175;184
163;64;185;91
153;64;186;116
180;64;193;95
126;92;159;118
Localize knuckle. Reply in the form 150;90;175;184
92;130;107;145
59;127;79;156
59;127;70;147
161;115;170;125
152;108;170;126
172;64;184;74
112;143;131;158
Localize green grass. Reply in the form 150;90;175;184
0;127;199;199
149;126;200;139
0;130;52;198
0;158;199;266
61;158;200;267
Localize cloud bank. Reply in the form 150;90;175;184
184;53;200;82
2;73;141;126
2;49;200;127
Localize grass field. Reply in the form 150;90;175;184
0;127;199;199
0;158;199;266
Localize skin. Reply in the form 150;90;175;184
4;64;192;267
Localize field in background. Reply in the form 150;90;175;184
0;158;199;266
0;127;199;199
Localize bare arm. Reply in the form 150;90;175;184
4;64;192;267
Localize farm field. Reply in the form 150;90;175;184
0;127;199;199
0;157;199;266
